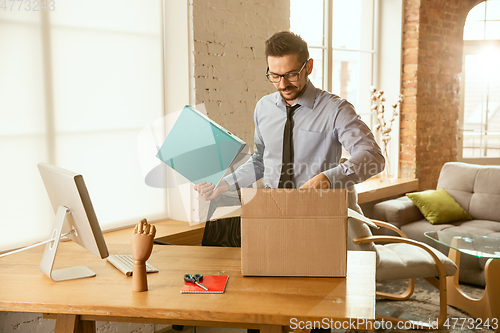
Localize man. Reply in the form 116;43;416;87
195;31;384;199
194;31;384;333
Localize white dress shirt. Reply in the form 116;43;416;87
224;81;385;189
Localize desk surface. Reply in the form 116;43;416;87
0;240;376;330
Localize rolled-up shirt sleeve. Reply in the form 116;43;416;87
223;83;384;191
223;111;265;191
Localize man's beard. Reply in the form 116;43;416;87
279;85;300;101
279;80;309;102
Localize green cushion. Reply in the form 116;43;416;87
406;189;472;224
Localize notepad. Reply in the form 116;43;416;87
156;105;246;188
181;275;229;294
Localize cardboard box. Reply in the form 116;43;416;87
240;188;348;277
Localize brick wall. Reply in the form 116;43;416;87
190;0;290;148
400;0;483;190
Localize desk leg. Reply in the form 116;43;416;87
286;327;309;333
259;325;283;333
55;314;96;333
261;325;309;333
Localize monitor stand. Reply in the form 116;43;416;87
39;205;96;282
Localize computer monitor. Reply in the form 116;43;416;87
37;163;109;282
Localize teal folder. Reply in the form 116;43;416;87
156;105;246;187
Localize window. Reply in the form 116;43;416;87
0;0;168;252
290;0;403;177
291;0;375;127
460;0;500;162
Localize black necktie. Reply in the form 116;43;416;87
278;104;300;189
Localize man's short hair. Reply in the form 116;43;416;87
265;31;309;63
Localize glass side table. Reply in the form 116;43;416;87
425;230;500;331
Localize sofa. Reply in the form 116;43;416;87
373;162;500;286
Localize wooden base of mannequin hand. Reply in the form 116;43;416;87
131;218;156;292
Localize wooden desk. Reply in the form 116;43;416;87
0;241;376;333
355;178;418;204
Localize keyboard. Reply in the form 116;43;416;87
107;254;159;276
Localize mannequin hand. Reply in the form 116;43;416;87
299;173;331;189
131;219;156;263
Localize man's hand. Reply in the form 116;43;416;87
299;173;331;189
194;179;231;201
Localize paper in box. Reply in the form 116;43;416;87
240;188;348;277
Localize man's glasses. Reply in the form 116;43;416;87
266;59;309;83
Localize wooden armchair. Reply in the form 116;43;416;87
349;214;458;328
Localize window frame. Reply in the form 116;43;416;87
305;0;378;128
291;0;404;180
459;39;500;164
459;0;500;164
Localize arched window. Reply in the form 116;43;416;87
460;0;500;162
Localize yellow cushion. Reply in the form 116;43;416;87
406;189;472;224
